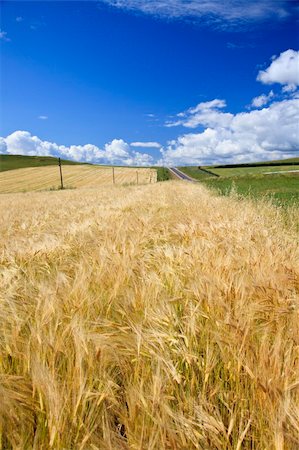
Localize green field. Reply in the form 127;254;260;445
0;154;83;172
180;158;299;180
178;166;217;180
179;159;299;206
208;157;299;167
156;166;171;181
201;173;299;205
208;165;299;177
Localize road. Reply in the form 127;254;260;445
169;167;195;182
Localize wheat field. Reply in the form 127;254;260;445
0;165;156;193
0;181;298;449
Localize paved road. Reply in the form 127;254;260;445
169;167;195;182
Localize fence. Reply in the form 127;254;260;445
0;159;158;194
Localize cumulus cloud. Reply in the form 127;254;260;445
104;139;130;161
0;137;7;154
130;141;161;148
160;98;299;166
166;99;233;129
101;0;293;27
126;151;154;166
0;132;154;166
0;30;10;42
38;115;48;120
251;90;274;108
16;16;23;22
257;49;299;92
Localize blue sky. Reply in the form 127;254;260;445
1;0;299;166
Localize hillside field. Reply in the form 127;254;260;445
179;160;299;206
201;173;299;205
0;181;298;449
180;163;299;180
207;165;299;177
0;154;84;172
0;165;156;193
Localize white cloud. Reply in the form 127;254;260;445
4;131;55;157
130;141;161;148
16;16;23;22
166;99;233;129
257;49;299;92
38;115;48;120
0;132;154;166
126;151;154;166
0;30;10;42
59;144;106;164
104;139;130;161
160;98;299;166
282;84;298;93
0;137;7;154
251;90;274;108
101;0;292;27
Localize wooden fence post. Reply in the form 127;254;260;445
112;167;115;184
58;158;64;190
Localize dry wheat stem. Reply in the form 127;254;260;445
0;181;298;449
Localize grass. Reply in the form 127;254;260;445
274;157;299;163
156;167;171;181
0;181;298;449
0;154;83;172
178;160;299;206
207;157;299;168
201;173;299;206
208;165;299;177
0;165;157;193
178;166;217;181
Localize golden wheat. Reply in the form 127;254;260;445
0;181;298;449
0;165;156;193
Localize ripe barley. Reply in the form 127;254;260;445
0;181;298;449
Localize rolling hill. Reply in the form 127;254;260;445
0;154;84;172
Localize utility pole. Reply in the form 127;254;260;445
58;158;64;190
